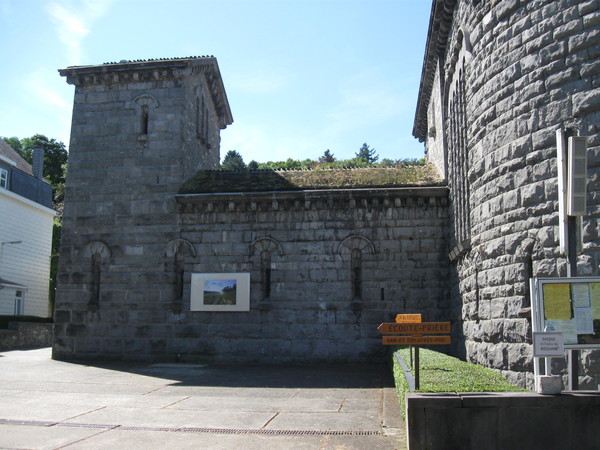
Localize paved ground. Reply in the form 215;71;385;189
0;348;406;449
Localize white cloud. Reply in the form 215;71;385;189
46;0;116;65
24;70;73;142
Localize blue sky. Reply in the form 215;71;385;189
0;0;432;164
204;279;236;293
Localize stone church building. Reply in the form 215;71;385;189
54;0;600;388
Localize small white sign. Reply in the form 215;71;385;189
533;332;565;357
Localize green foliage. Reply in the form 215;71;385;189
319;149;336;163
49;219;62;316
20;134;68;188
2;136;23;154
392;348;527;420
355;142;379;163
221;150;246;171
257;158;314;170
181;164;442;194
3;135;68;208
248;160;259;170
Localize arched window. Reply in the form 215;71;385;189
338;235;375;312
133;94;158;142
166;239;196;314
84;241;110;310
249;237;284;310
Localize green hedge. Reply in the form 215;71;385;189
393;348;527;420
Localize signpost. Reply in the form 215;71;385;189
378;316;451;390
382;335;451;345
395;314;422;323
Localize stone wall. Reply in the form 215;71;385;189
55;186;450;363
53;59;232;361
0;322;53;350
419;0;600;388
406;391;600;450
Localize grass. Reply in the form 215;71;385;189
179;165;444;194
393;347;527;420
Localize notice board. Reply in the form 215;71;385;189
531;277;600;349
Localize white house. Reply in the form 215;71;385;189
0;139;55;317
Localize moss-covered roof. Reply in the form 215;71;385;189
179;165;443;194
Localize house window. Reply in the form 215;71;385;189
14;291;24;315
0;168;7;189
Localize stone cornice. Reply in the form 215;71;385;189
412;0;457;142
175;186;449;212
58;57;233;129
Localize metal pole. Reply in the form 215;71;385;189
565;128;579;391
415;347;420;390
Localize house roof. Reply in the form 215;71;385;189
412;0;457;142
0;139;33;176
179;165;444;194
0;277;28;290
59;56;233;129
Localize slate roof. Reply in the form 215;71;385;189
413;0;457;141
0;139;33;176
180;165;444;194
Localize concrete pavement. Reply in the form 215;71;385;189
0;348;406;449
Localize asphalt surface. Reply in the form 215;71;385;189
0;348;406;449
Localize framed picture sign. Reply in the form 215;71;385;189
190;273;250;312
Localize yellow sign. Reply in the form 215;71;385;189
591;283;600;319
382;336;451;345
395;314;422;323
543;283;571;320
378;322;451;335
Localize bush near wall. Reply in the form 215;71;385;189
393;348;526;420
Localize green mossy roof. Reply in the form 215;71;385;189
179;165;443;194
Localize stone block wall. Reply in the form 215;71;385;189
0;322;53;351
54;59;232;361
55;186;450;363
423;0;600;388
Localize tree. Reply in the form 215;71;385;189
221;150;247;171
2;134;68;209
318;149;336;163
355;143;379;164
247;160;259;170
3;136;23;155
20;134;69;188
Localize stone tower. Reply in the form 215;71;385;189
53;58;232;359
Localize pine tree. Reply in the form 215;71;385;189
355;143;379;164
221;150;246;171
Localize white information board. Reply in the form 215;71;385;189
531;277;600;349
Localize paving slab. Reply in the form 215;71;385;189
0;348;407;449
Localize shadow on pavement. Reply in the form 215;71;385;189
66;359;394;389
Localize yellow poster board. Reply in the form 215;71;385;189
533;278;600;349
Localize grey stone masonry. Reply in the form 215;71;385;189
53;57;450;364
53;58;233;361
172;187;450;363
54;182;450;362
415;0;600;389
